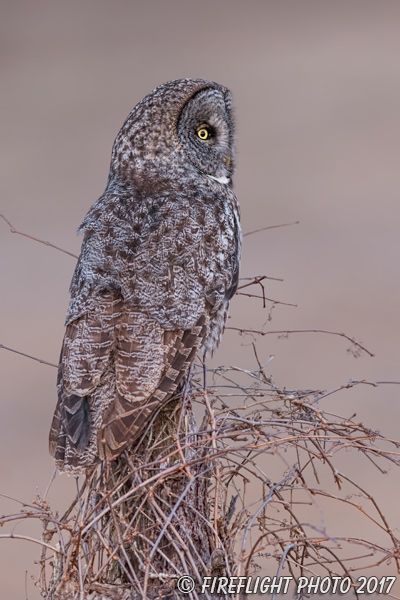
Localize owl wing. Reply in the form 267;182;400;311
101;311;208;459
49;293;208;471
49;293;119;468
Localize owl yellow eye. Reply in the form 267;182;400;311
196;124;214;140
197;128;209;140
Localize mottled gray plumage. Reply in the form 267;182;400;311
49;78;241;472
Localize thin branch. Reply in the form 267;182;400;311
0;213;78;258
226;327;375;357
238;275;284;285
0;344;58;368
243;220;300;237
0;534;61;554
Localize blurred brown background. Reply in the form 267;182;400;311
1;1;400;597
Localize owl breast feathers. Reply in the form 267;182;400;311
49;78;241;472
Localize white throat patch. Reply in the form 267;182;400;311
208;174;230;185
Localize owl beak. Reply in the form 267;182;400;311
226;155;231;167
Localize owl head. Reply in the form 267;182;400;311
109;78;235;188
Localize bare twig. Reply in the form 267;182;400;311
0;534;61;554
226;327;375;357
0;344;58;368
1;213;78;258
244;220;300;237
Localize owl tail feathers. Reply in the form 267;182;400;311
99;393;158;460
49;394;99;474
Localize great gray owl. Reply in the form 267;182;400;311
49;78;241;472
